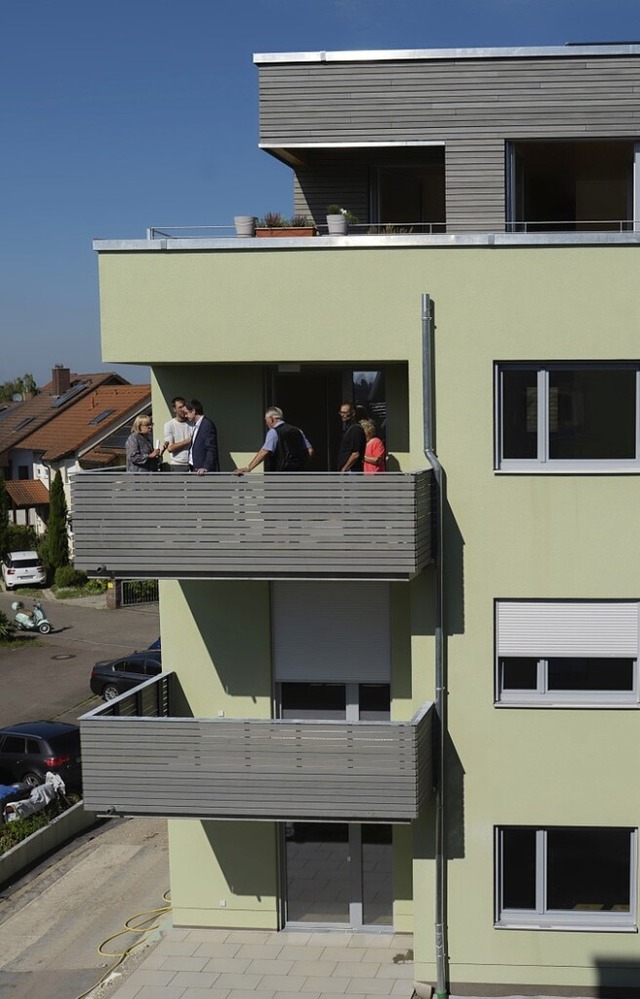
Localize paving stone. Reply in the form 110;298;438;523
277;944;327;961
133;987;187;999
335;962;382;977
181;990;232;999
225;991;275;999
203;957;253;974
374;962;414;979
246;958;295;974
193;941;243;958
320;947;365;964
214;972;266;990
290;959;338;977
304;977;351;994
157;939;204;956
226;929;276;944
158;956;210;972
171;970;222;988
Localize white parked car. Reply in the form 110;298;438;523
1;551;46;590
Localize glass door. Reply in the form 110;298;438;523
284;822;393;928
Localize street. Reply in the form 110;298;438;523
0;591;169;999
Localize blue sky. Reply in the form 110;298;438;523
1;0;638;386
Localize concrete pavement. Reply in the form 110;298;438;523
103;926;418;999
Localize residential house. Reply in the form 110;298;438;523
0;367;149;540
19;383;151;535
73;43;640;998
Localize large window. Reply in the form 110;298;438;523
496;363;640;470
495;601;639;706
496;827;636;929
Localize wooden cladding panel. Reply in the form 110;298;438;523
80;702;433;822
71;471;433;580
259;57;640;145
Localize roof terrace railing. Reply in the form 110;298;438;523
145;219;639;240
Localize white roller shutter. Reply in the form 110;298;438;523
496;601;640;657
272;581;391;682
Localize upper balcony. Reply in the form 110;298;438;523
80;673;434;823
71;469;433;581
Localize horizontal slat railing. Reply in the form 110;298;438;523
80;674;433;822
71;470;433;580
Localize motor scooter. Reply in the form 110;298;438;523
11;600;52;634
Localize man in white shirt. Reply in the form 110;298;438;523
163;396;192;472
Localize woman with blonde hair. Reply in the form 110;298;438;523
360;419;386;474
126;415;164;472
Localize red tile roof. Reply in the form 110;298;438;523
5;479;50;508
18;385;151;461
0;371;128;463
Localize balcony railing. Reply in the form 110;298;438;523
143;218;639;240
71;470;433;581
80;673;433;823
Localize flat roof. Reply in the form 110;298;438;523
253;43;640;65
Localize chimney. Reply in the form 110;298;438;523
52;365;71;396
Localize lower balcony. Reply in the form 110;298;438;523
79;674;433;823
70;469;433;580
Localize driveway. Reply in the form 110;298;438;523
0;591;160;727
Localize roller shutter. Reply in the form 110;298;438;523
272;581;391;682
496;601;639;657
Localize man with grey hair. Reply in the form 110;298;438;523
234;406;313;474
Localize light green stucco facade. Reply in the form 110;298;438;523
95;238;640;994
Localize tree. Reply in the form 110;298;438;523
43;471;69;571
0;473;10;561
0;373;39;403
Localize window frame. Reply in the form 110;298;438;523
494;600;640;707
495;362;640;472
496;655;639;706
495;826;637;930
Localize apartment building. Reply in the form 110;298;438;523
73;44;640;997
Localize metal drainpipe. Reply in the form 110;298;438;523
422;292;449;999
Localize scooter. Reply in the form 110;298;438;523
11;601;52;635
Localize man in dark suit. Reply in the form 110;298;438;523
184;399;220;475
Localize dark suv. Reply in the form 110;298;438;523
90;649;162;701
0;721;81;788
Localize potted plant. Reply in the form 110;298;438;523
234;215;257;237
255;212;317;237
326;205;359;235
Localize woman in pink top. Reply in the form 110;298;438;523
360;419;386;474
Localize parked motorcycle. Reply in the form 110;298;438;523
11;601;52;635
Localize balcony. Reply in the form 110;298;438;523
80;674;434;823
71;470;433;581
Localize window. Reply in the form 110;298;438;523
496;827;636;929
495;601;639;705
496;363;640;470
279;682;390;723
89;408;115;426
506;140;637;234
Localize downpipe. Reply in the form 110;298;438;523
422;292;449;999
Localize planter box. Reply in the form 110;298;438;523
0;800;100;887
255;227;317;238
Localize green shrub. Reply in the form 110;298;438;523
0;609;15;641
54;565;87;589
0;793;80;854
7;525;38;553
